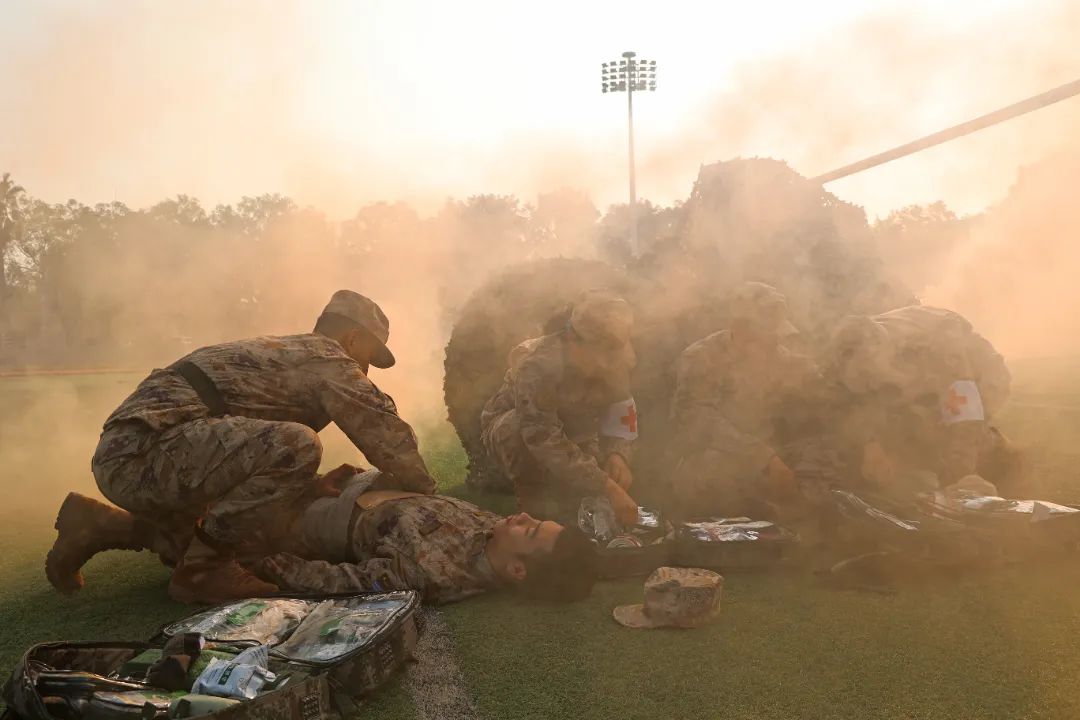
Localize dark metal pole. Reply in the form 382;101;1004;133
813;77;1080;184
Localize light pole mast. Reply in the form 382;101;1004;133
602;52;656;258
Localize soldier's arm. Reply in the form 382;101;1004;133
941;421;982;484
258;552;428;596
600;435;634;464
965;331;1012;417
937;337;987;484
310;359;436;494
514;357;609;495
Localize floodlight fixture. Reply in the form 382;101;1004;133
598;50;657;257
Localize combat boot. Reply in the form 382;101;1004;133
45;492;146;595
168;535;278;604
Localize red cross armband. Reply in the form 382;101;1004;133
942;380;985;424
601;397;639;440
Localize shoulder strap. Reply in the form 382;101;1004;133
171;360;228;417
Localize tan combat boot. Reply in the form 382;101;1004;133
168;535;279;605
45;492;146;595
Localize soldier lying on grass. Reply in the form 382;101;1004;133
46;467;599;605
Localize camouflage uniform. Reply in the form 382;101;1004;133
258;471;500;605
92;333;433;550
668;329;824;516
480;334;634;523
831;305;1012;488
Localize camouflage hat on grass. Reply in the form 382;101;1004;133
730;281;798;337
320;290;396;368
613;567;723;629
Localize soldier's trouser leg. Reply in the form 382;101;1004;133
94;417;322;550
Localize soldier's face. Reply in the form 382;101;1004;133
493;512;562;552
342;329;379;374
488;512;563;582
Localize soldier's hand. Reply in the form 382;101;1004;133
314;463;362;498
604;478;640;526
604;454;633;490
765;455;798;500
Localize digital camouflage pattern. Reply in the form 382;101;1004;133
258;473;501;605
831;305;1012;485
668;329;823;515
92;333;433;547
613;566;724;629
480;333;635;519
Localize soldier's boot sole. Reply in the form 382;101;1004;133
168;558;279;605
45;492;143;595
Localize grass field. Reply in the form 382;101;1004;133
3;361;1080;719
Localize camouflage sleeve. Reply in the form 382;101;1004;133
600;436;634;464
936;334;987;484
257;552;428;595
966;332;1011;417
670;346;775;474
514;356;608;495
310;359;436;494
941;421;982;484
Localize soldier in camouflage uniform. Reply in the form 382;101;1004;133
46;290;434;604
256;469;598;604
480;290;641;527
825;305;1017;496
668;282;826;518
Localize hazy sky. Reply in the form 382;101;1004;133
1;0;1076;218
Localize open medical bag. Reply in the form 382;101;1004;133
2;591;421;720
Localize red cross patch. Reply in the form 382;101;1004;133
941;380;985;424
601;398;639;440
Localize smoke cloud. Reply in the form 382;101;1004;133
2;0;1080;526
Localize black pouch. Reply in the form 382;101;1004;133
2;591;422;720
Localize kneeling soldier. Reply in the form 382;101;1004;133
480;290;641;527
47;290;434;604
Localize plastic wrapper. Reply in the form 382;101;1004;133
580;498;664;543
163;599;311;644
578;496;618;542
85;689;185;718
635;507;661;530
190;645;276;700
682;519;781;542
921;491;1079;522
273;593;412;664
831;489;920;532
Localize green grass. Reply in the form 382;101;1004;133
4;366;1080;718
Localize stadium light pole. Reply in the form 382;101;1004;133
602;51;656;258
